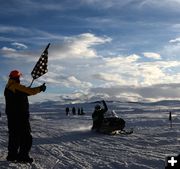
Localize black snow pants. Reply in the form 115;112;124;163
7;114;32;158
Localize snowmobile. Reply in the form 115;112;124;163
93;110;133;135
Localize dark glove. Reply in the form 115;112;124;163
40;83;46;92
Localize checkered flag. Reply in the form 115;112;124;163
30;43;50;87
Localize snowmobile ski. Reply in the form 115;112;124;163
105;128;133;135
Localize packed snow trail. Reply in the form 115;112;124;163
0;102;180;169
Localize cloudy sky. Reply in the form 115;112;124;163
1;0;180;103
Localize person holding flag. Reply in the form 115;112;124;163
4;43;50;163
4;70;46;163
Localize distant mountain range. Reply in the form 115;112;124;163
1;99;180;112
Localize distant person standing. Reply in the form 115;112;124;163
78;108;81;115
4;70;46;163
169;111;172;128
169;111;172;121
65;107;70;116
72;107;76;115
80;107;85;115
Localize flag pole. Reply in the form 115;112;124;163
44;43;50;53
29;78;35;87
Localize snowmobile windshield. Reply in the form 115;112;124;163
104;110;118;118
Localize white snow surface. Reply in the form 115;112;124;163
0;101;179;169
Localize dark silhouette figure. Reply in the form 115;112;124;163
80;107;85;115
65;107;70;116
169;111;172;128
72;107;76;115
78;108;81;115
169;111;172;121
4;70;46;163
92;100;108;131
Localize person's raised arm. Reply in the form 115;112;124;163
102;100;108;112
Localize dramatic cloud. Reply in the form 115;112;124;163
143;52;161;60
0;25;30;34
99;55;180;87
93;73;126;85
0;46;34;60
104;54;140;66
138;0;180;10
39;73;92;90
2;1;180;103
50;33;111;60
2;31;180;103
1;47;16;52
11;42;28;49
90;83;180;102
169;37;180;43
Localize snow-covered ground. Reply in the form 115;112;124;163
0;101;179;169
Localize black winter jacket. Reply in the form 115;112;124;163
4;79;41;117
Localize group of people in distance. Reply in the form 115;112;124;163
65;107;85;116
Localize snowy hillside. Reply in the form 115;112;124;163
0;101;179;169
